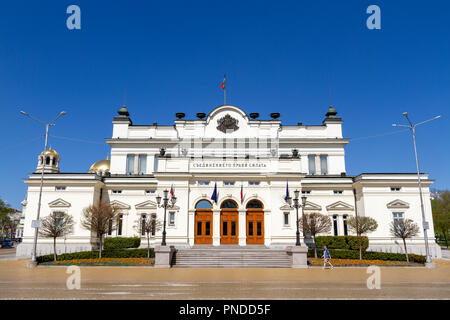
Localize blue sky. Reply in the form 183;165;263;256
1;0;449;209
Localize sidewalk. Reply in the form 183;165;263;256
0;259;449;299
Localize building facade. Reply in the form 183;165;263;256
17;104;442;258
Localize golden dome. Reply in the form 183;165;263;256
40;147;59;159
88;157;110;173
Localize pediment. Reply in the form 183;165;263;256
386;199;410;209
279;204;293;211
135;200;157;210
304;201;322;211
326;201;354;211
48;198;71;208
110;200;131;209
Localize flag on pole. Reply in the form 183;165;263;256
284;181;290;201
170;184;175;197
220;74;226;90
240;184;244;204
211;182;218;204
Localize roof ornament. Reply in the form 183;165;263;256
217;114;239;133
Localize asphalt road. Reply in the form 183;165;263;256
0;259;449;299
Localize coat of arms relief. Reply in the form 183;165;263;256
216;114;239;133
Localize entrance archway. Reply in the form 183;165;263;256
246;200;264;245
194;200;213;245
220;199;239;245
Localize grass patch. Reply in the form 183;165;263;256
40;257;154;266
308;258;422;267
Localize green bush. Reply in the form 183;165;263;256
315;236;369;251
104;237;141;250
308;249;426;264
37;248;154;263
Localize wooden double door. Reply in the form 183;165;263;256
194;210;213;245
246;210;264;244
220;210;239;244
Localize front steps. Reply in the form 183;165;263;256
172;246;292;268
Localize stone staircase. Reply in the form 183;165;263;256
172;246;292;268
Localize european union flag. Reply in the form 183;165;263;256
284;181;289;201
211;182;218;204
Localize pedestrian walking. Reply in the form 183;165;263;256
322;246;334;270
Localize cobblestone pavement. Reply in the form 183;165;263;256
0;259;449;300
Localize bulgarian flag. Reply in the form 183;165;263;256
220;74;226;90
170;184;175;197
240;184;244;204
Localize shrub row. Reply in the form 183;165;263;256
315;236;369;251
37;248;154;263
103;237;141;250
309;249;426;264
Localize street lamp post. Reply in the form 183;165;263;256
20;110;66;266
286;190;307;246
156;189;177;246
393;112;441;265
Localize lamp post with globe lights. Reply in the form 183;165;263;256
286;190;307;246
156;189;177;246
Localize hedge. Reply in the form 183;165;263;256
315;236;369;251
104;237;141;250
309;249;426;264
37;248;154;264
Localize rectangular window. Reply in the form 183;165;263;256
224;181;235;186
108;219;113;236
198;181;210;186
333;215;338;236
231;221;236;236
112;190;122;194
205;221;210;236
151;214;156;236
197;221;202;235
55;186;66;191
117;214;123;236
343;215;348;236
308;155;316;175
283;212;290;226
248;222;253;236
222;222;228;235
320;155;328;175
391;187;401;192
257;222;262;236
145;190;155;194
302;190;311;194
138;155;147;174
333;190;343;195
126;154;135;174
249;181;260;186
141;215;146;236
393;212;404;227
169;212;175;226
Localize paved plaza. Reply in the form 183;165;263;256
0;258;449;299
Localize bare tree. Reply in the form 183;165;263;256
347;216;378;260
299;212;332;258
81;201;120;258
134;214;162;259
389;219;420;263
39;212;75;261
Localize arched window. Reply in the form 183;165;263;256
246;200;263;209
46;157;50;165
196;200;212;209
221;200;238;209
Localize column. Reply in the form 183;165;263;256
238;209;246;246
188;210;195;246
212;209;220;246
264;210;271;246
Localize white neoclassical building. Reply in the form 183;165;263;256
17;104;442;258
